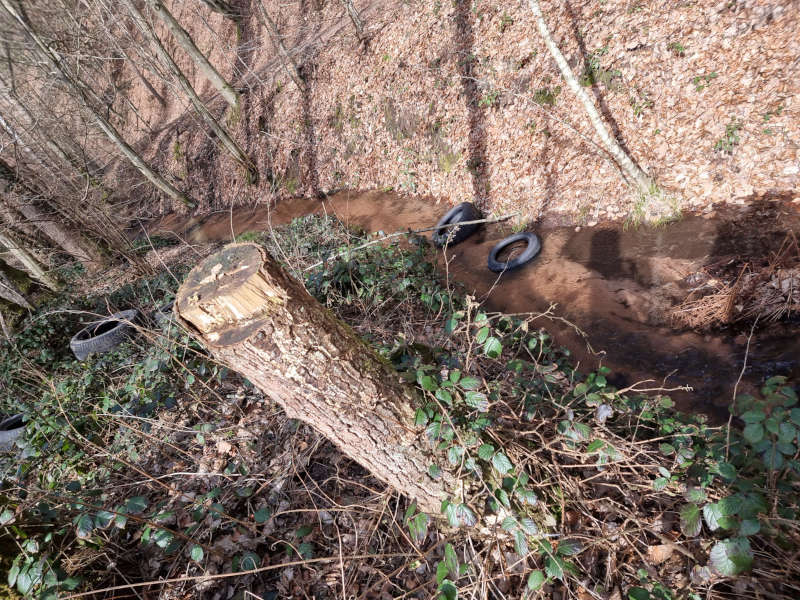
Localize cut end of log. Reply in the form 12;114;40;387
175;243;286;346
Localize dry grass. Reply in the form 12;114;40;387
672;233;800;330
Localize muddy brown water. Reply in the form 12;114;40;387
149;190;800;420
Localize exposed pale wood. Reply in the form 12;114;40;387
176;243;454;513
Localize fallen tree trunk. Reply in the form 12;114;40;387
174;243;454;513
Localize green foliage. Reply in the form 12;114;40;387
714;118;742;154
692;71;718;91
478;89;501;108
532;86;560;107
498;13;513;33
580;47;621;88
667;41;686;56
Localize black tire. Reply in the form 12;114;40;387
432;202;481;247
0;414;25;451
153;300;175;325
69;309;139;361
487;232;542;273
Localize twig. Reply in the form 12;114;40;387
726;316;758;460
302;212;518;272
61;552;413;599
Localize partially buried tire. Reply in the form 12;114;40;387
487;232;542;273
432;202;481;247
69;309;139;361
0;414;25;451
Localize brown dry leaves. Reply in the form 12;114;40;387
144;0;799;223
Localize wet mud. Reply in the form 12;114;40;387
148;190;800;420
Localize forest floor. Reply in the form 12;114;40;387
115;0;799;226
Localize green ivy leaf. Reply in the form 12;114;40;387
7;561;19;588
492;452;513;475
459;377;481;390
464;391;489;412
527;569;546;590
420;375;438;392
743;423;764;444
475;326;489;344
739;519;760;536
556;538;582;556
254;507;271;523
483;336;503;358
95;510;115;529
680;503;702;537
436;388;453;406
125;496;148;514
409;512;429;543
0;508;15;525
478;444;495;460
704;502;736;531
436;560;449;586
190;545;204;562
75;513;94;539
709;538;753;575
237;551;261;571
438;580;458;600
444;543;459;579
628;588;651;600
514;529;529;556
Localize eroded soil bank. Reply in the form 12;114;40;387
149;190;800;418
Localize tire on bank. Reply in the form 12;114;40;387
432;202;481;247
487;232;542;273
69;309;139;361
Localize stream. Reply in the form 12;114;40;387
150;190;800;420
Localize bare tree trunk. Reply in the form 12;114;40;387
0;229;58;290
0;159;106;269
147;0;240;113
527;0;652;192
126;1;257;182
175;244;453;513
0;0;192;207
0;266;31;309
256;2;306;92
340;0;365;42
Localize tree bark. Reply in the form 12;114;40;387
0;0;192;207
126;0;257;182
340;0;365;42
175;243;453;513
0;266;31;309
527;0;652;192
256;2;306;92
147;0;240;113
0;228;58;290
0;159;106;269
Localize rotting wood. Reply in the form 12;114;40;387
175;243;455;513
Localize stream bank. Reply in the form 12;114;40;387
148;190;800;419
